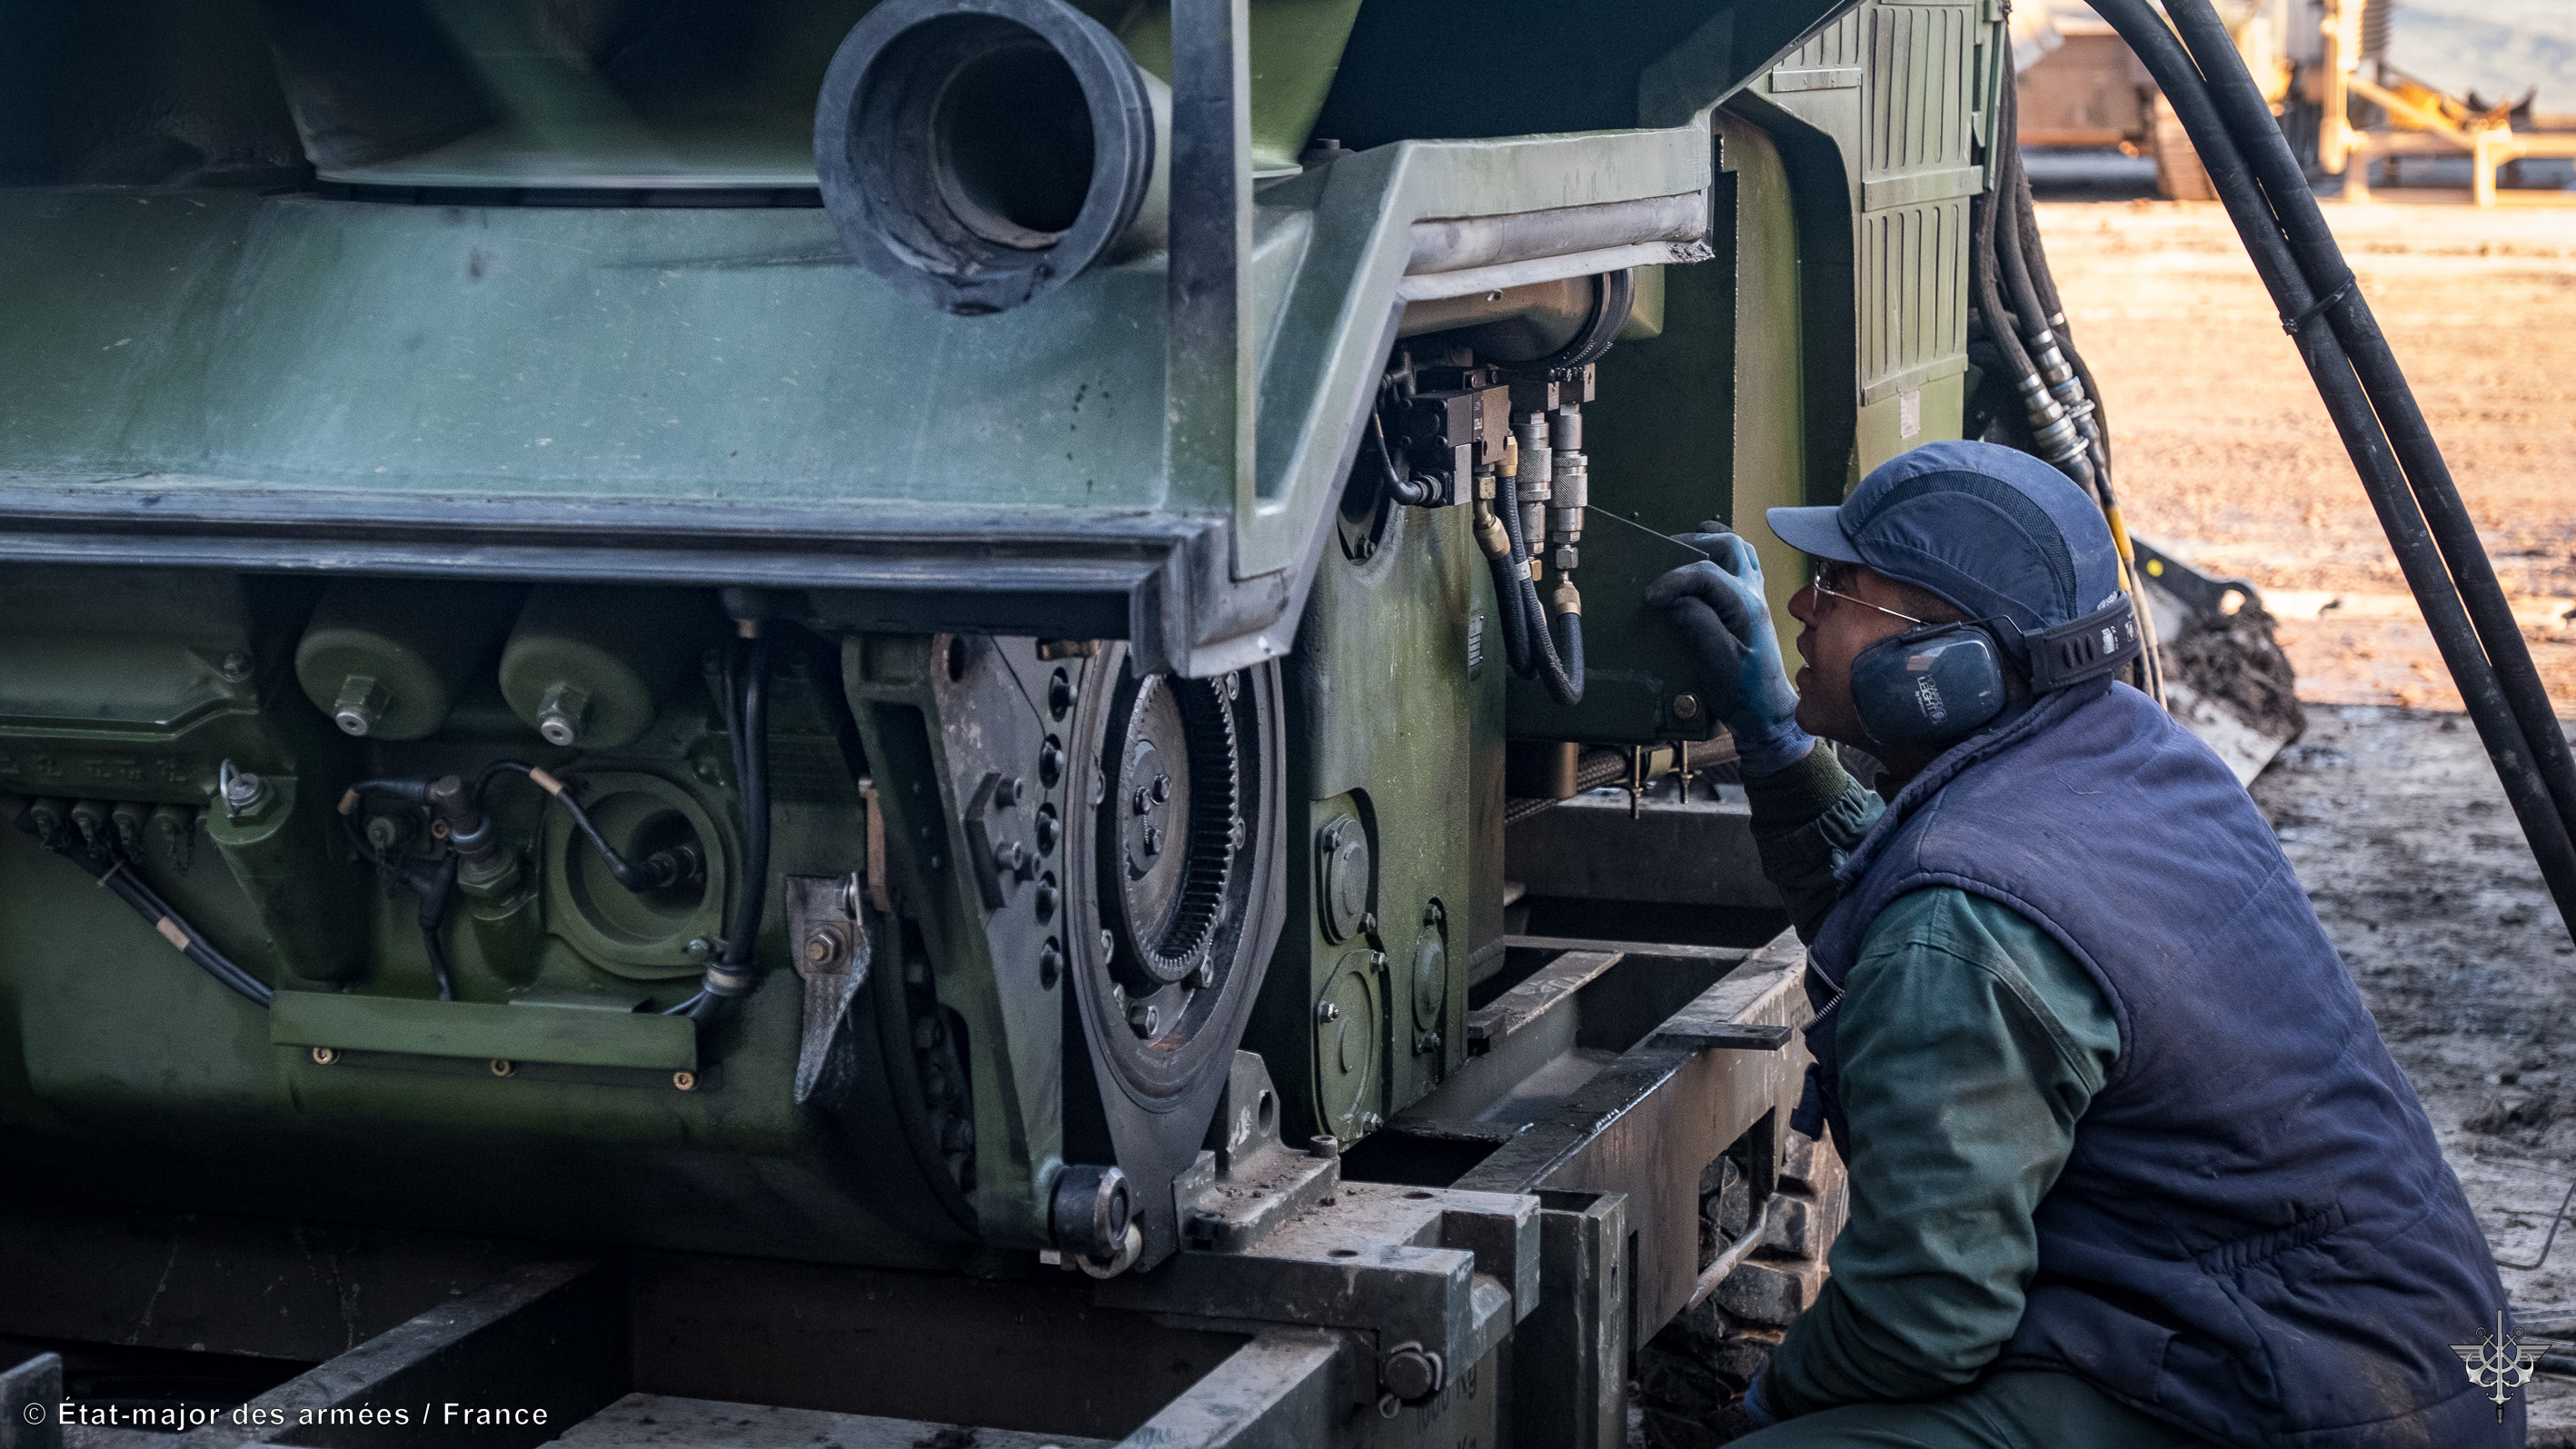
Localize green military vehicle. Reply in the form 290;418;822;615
0;2;2136;1444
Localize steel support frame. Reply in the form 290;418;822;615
0;931;1810;1449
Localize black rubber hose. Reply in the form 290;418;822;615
2089;0;2576;936
1971;142;2041;386
1494;476;1541;678
1488;545;1537;677
1547;610;1585;706
1370;408;1436;508
2160;0;2576;857
1492;471;1581;704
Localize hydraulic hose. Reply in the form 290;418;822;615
2156;0;2576;861
1494;455;1582;705
2087;0;2576;938
1982;67;2163;700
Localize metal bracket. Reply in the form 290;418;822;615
784;873;870;1105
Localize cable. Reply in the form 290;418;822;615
668;628;772;1021
2492;1170;2576;1272
15;815;273;1007
2087;0;2576;938
337;787;460;1000
1369;404;1436;508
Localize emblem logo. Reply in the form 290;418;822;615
2452;1310;2543;1421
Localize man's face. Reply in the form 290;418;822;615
1785;561;1925;748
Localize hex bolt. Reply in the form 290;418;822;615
996;775;1025;809
1129;1003;1159;1037
1309;1134;1340;1158
1193;960;1216;988
1038;739;1065;788
686;937;717;960
1039;938;1064;988
1150;774;1170;804
331;675;392;738
1380;1344;1444;1403
1143;826;1162;858
1132;787;1152;815
993;839;1029;878
1317;1000;1341;1024
217;650;254;683
801;925;852;972
1099;928;1115;959
1035;878;1059;922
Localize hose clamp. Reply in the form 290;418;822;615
2282;278;2356;337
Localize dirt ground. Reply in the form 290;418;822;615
2034;198;2576;712
2035;192;2576;1432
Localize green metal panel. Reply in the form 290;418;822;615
1254;503;1488;1140
269;990;700;1071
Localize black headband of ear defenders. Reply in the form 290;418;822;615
1986;593;2143;694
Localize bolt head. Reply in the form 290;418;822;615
1317;1000;1341;1023
218;650;253;682
539;713;579;747
1150;774;1170;803
1673;693;1701;720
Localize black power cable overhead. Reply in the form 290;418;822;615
2086;0;2576;939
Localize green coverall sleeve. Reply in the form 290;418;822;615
1756;888;2123;1419
1741;743;1885;944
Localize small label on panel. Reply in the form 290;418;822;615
1899;388;1923;440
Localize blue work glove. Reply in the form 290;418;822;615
1644;525;1815;778
1741;1370;1781;1430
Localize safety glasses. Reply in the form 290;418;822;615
1810;563;1926;626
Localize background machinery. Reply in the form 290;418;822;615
6;2;2567;1446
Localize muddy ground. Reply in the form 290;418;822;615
2034;188;2576;1432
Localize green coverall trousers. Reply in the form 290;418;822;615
1731;1371;2220;1449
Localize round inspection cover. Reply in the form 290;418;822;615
1315;953;1380;1135
814;0;1157;314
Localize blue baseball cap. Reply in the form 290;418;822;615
1765;441;2125;636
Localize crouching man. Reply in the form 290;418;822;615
1648;441;2514;1447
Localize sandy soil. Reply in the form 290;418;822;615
2038;193;2576;1432
2034;199;2576;712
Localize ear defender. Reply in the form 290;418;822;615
1849;624;2008;750
1846;593;2143;751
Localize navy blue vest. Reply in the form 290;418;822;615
1796;680;2515;1448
